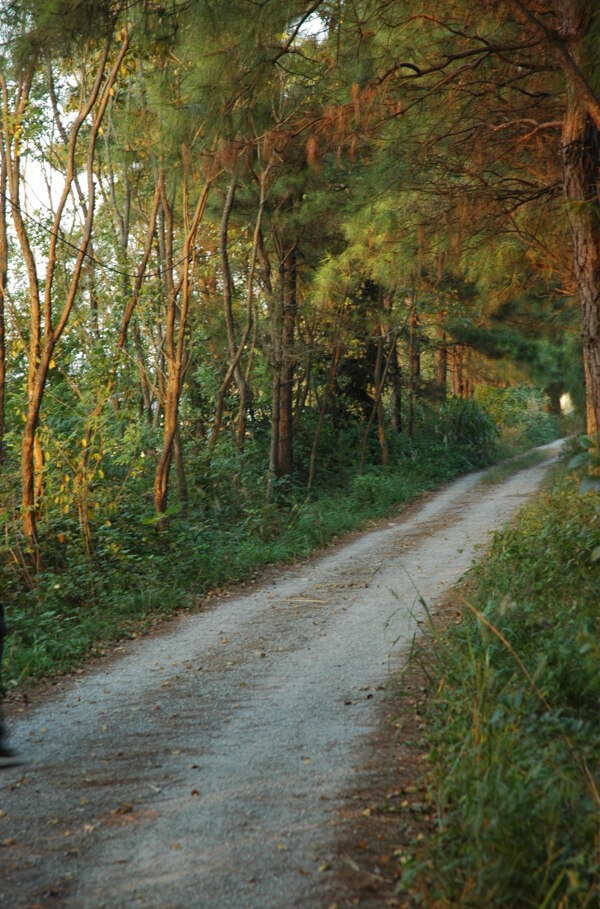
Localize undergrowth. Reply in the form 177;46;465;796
0;389;564;690
405;463;600;908
0;434;489;687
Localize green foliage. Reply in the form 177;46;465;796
436;396;499;463
476;386;564;454
569;434;600;498
0;422;505;688
410;470;600;908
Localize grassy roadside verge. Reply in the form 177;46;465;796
400;459;600;908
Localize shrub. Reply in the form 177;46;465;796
436;396;499;463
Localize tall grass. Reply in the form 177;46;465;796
410;467;600;908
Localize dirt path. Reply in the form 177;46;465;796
0;443;562;909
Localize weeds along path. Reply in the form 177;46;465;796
0;441;563;909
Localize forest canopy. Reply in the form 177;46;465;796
0;0;595;577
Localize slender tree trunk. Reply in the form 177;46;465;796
173;426;188;509
389;346;402;433
277;247;297;477
2;30;127;559
278;256;296;475
306;345;341;498
267;372;281;499
210;171;267;455
435;320;447;400
0;139;6;465
374;329;389;466
134;321;153;425
382;290;401;432
360;329;396;472
293;349;312;429
154;171;211;517
219;176;251;450
408;303;419;437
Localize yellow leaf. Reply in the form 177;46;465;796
81;437;87;447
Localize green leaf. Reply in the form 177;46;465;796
568;452;592;469
579;476;600;494
591;545;600;563
578;435;598;450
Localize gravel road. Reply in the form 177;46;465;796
0;443;562;909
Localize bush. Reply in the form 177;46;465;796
436;396;500;464
476;386;563;452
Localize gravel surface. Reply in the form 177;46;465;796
0;443;562;909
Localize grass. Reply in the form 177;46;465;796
480;443;557;485
402;459;600;908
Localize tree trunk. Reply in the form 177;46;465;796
360;328;396;472
382;291;401;432
584;348;598;436
562;102;600;437
210;172;266;456
408;303;419;437
173;425;188;510
435;329;448;400
450;343;465;397
154;385;176;516
277;247;297;477
219;176;251;450
0;142;6;465
306;345;341;498
267;371;281;499
154;175;211;517
375;333;388;466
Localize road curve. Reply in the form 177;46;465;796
0;443;562;909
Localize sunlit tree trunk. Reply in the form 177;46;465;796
0;133;6;465
154;173;211;517
1;30;127;563
210;168;267;456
